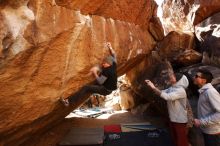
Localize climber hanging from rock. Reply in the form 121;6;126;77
60;42;117;107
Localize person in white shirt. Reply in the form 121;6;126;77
145;73;189;146
193;69;220;146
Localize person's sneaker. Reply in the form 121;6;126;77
60;97;69;107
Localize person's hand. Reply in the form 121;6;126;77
194;119;201;127
106;42;112;48
90;66;100;73
145;80;156;89
90;65;101;78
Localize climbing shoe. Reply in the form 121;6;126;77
60;97;69;107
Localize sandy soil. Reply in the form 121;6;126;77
23;110;166;146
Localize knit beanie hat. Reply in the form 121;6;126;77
104;56;114;65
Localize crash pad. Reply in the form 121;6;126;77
59;127;104;146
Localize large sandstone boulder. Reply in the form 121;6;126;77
161;0;220;33
0;0;158;145
156;31;202;66
193;0;220;25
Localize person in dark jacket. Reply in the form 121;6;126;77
60;42;117;107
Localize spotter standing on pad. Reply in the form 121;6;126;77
145;73;189;146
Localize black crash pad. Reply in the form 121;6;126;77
104;129;174;146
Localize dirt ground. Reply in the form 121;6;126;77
23;110;166;146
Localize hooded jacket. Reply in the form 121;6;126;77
160;75;189;123
198;83;220;134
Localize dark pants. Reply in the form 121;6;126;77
203;133;220;146
68;84;112;104
188;126;205;146
169;122;189;146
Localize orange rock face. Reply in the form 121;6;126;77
0;0;157;145
55;0;158;25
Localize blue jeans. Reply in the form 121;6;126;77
203;133;220;146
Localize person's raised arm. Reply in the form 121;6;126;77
106;42;116;58
145;80;162;96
